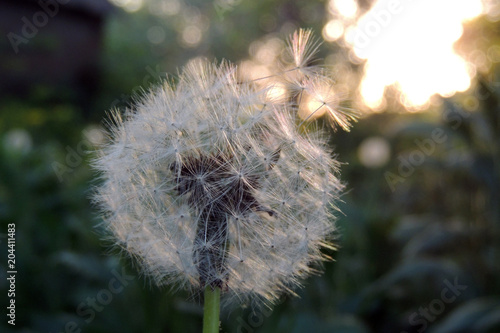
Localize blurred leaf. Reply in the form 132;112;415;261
390;215;434;244
401;223;468;258
430;298;500;333
474;305;500;332
374;259;463;290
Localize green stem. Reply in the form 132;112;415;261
203;286;221;333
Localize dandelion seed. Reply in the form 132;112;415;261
93;30;353;311
287;29;322;71
297;75;357;131
249;29;358;130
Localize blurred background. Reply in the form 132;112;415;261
1;0;499;332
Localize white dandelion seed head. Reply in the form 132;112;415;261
93;29;351;307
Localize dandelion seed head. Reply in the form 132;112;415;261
93;29;352;307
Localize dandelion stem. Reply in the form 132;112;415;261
203;286;221;333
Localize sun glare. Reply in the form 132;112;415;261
329;0;359;19
327;0;486;110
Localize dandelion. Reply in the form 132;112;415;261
93;29;353;331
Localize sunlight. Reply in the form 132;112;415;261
329;0;358;19
335;0;485;110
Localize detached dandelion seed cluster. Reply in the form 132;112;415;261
94;30;355;306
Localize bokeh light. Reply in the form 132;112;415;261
298;91;329;121
322;20;344;42
357;136;391;168
298;83;339;121
148;0;182;16
147;26;166;44
3;129;32;154
84;126;106;146
265;83;288;103
109;0;144;13
181;25;202;47
329;0;358;19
